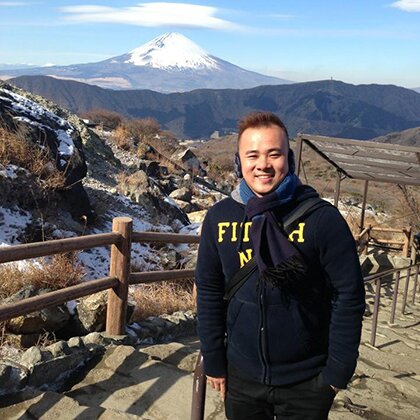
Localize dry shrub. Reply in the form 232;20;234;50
126;118;160;144
0;125;66;190
112;125;132;150
0;252;84;299
80;108;123;130
130;280;194;321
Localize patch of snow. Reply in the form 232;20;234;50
56;129;75;156
0;206;32;246
0;164;19;179
125;32;219;70
0;87;76;157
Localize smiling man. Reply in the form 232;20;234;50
195;111;365;419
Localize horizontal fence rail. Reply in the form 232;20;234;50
0;218;200;336
0;276;118;323
132;231;200;244
130;269;196;285
0;232;122;264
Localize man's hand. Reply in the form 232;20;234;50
206;375;226;400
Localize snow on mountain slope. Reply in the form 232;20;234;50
124;32;219;70
1;32;291;91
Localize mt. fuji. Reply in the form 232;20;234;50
1;33;290;92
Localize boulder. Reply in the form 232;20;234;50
169;187;192;202
0;83;93;221
4;286;71;335
69;290;135;336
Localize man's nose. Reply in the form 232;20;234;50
256;155;270;169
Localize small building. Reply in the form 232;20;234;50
171;148;201;173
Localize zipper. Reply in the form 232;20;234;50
258;281;269;384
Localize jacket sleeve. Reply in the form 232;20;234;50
195;210;227;377
316;206;365;389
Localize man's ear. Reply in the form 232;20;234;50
288;149;295;174
234;152;243;178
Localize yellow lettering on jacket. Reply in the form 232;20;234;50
218;222;230;243
241;222;252;242
231;222;238;242
239;249;253;267
288;222;305;243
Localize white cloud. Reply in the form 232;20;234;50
59;2;241;30
390;0;420;12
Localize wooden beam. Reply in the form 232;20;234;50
334;170;342;207
0;233;121;264
302;139;352;177
323;147;418;164
327;155;420;173
0;277;118;323
300;133;420;154
294;135;304;177
360;180;369;231
345;172;420;186
132;231;200;244
130;269;195;284
106;217;132;336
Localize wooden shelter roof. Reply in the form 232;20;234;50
296;134;420;186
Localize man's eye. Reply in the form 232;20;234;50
269;153;281;158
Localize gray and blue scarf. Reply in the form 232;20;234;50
239;173;309;288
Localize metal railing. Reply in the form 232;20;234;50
190;261;420;420
364;262;420;347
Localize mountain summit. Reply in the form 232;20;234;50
121;32;219;70
0;33;290;92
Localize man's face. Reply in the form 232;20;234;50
238;124;289;197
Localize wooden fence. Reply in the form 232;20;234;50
0;217;200;333
355;225;413;257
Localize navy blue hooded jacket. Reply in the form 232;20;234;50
195;184;365;389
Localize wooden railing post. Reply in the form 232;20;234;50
106;217;133;336
402;227;412;258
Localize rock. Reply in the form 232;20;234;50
46;340;72;357
20;347;44;367
5;287;71;334
173;198;194;212
0;84;93;221
191;196;216;210
74;291;108;334
71;290;135;336
169;187;192;202
187;210;207;224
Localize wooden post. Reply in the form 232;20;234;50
294;135;303;177
334;170;341;208
402;227;412;258
360;180;369;232
106;217;133;336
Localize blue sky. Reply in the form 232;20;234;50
1;0;420;87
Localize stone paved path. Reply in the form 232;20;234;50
1;277;419;419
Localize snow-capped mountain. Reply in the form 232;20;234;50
0;33;291;92
122;33;219;70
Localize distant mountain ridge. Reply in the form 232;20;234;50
371;126;420;147
0;33;289;92
8;75;420;140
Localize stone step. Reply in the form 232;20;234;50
65;343;225;420
0;389;145;419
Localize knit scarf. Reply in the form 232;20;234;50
240;174;308;288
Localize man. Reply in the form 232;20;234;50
195;111;365;419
